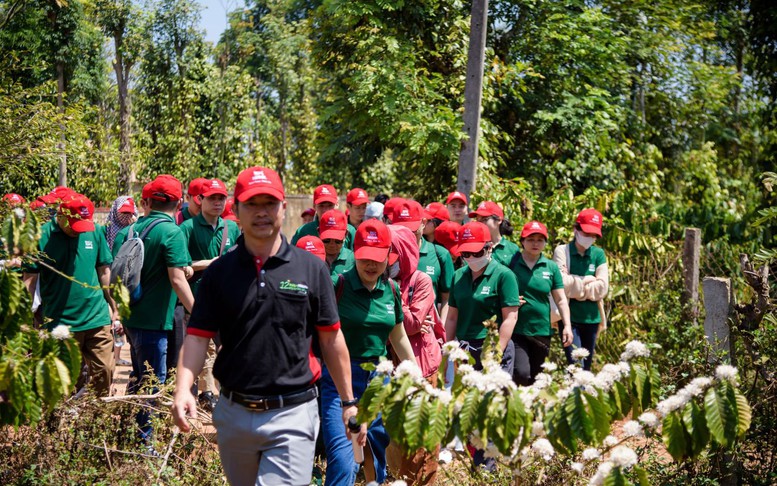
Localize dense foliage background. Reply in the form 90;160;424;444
1;0;775;483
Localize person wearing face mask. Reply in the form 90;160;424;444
444;221;519;371
319;209;355;279
553;208;609;371
509;221;573;386
384;224;442;485
323;220;416;486
469;201;519;267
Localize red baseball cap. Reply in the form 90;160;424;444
434;221;461;258
199;178;228;198
118;198;136;214
446;191;468;205
301;207;315;218
383;197;405;220
296;235;326;262
3;193;25;206
520;220;548;239
347;188;370;206
423;202;449;221
234;166;284;202
318;209;348;241
141;182;152;199
147;174;183;201
222;197;238;221
313;184;338;205
30;200;46;210
391;200;422;232
354;219;391;262
188;178;209;197
576;208;603;237
58;193;95;233
39;186;74;204
458;221;490;253
469;200;504;219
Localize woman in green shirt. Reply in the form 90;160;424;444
509;221;573;386
321;220;416;486
469;200;520;267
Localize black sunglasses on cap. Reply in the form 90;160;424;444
460;246;490;259
322;239;344;245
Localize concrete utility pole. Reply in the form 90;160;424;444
456;0;489;200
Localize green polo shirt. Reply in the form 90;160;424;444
291;218;356;250
418;239;454;299
112;211;191;331
179;205;192;223
329;246;354;279
566;242;607;324
336;269;404;359
179;213;241;296
509;253;563;336
30;221;113;332
492;237;520;267
448;260;521;341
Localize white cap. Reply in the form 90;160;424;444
364;201;384;220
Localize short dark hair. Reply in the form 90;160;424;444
499;218;514;237
374;194;389;204
148;198;179;212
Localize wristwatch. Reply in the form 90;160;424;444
340;398;359;407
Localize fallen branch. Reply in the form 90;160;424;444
156;428;180;482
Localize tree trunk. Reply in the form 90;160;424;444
56;61;67;187
456;0;489;200
114;33;134;195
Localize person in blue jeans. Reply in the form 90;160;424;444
553;208;609;371
322;220;416;485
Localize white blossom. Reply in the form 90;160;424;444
638;412;660;428
51;325;71;340
571;348;590;360
375;360;394;375
690;377;713;389
582;448;601;461
588;461;614;486
531;421;545;437
571;462;585;474
533;372;552;389
519;386;539;409
531;438;555;461
458;364;475;375
405;386;419;397
426;387;453;405
470;433;485;450
448;347;470;362
622;420;644;438
389;481;408;486
540;362;558;372
603;435;619;447
656;395;686;417
573;370;596;387
441;341;461;354
13;207;26;219
394;360;423;381
609;446;638;469
556;388;571;401
620;340;650;361
618;361;631;374
462;361;516;392
483;444;503;459
715;365;738;384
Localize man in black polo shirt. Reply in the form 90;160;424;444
172;166;364;486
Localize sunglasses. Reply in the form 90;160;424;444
460;247;489;259
322;239;344;245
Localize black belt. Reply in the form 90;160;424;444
220;386;318;412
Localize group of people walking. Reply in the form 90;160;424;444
2;166;608;486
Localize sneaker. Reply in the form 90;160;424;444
116;359;131;366
198;391;218;412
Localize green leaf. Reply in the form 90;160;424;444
630;363;647;416
603;466;634;486
403;395;425;451
458;388;479;436
424;399;450;451
357;375;385;424
634;466;650;486
545;400;576;455
35;355;71;409
733;386;751;439
682;400;709;457
663;411;689;461
585;391;611;443
704;385;730;447
567;388;594;444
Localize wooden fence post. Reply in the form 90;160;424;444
702;277;733;364
682;228;701;324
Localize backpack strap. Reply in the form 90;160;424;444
407;271;420;304
335;274;345;303
566;244;571;271
128;223;136;240
218;221;229;256
137;218;168;240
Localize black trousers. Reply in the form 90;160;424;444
511;334;552;386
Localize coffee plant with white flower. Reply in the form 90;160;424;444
357;321;751;485
0;207;84;425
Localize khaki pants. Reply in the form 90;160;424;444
73;325;114;397
197;338;218;394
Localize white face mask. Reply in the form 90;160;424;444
464;254;490;272
575;231;596;250
388;261;400;279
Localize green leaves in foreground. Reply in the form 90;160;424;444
662;380;751;461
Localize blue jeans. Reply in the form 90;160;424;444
560;323;598;371
125;327;168;441
321;361;389;486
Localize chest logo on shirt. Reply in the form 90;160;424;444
589;264;596;273
480;286;491;295
225;238;231;246
279;280;308;295
386;303;394;314
542;271;551;279
425;266;435;275
84;240;93;250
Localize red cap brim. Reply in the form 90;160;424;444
354;246;390;262
579;224;602;237
468;209;493;218
457;241;486;253
236;186;284;202
394;220;421;232
349;197;370;206
69;219;95;233
201;188;228;198
314;195;338;205
319;229;347;241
